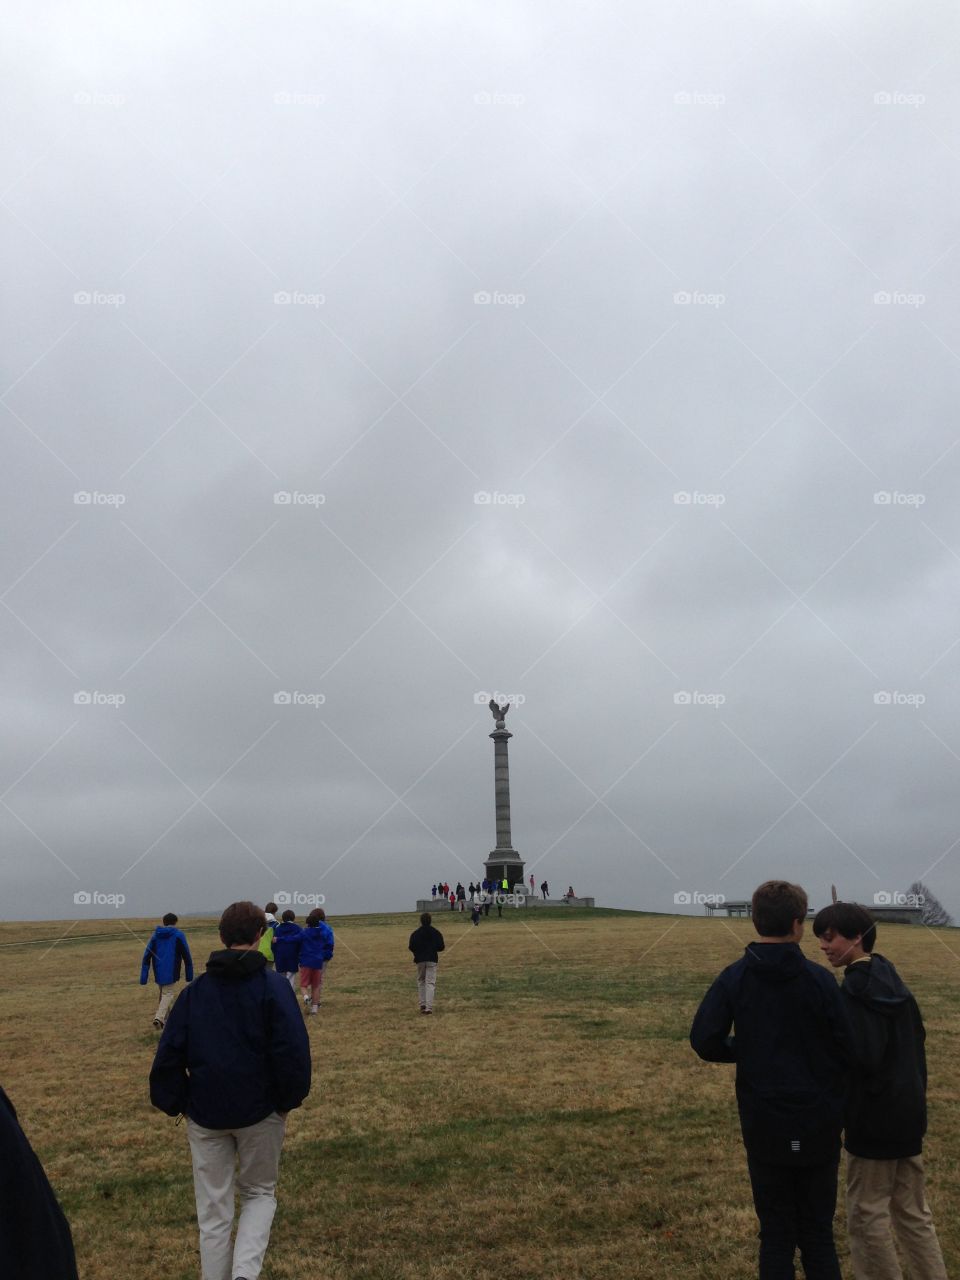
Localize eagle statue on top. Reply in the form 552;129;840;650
488;698;509;728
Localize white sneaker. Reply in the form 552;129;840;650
309;1004;318;1015
303;994;311;1005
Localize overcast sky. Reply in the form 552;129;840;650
3;2;960;925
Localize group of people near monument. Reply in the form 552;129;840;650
692;879;947;1279
2;882;949;1280
429;875;563;902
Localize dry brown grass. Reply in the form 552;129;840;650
0;910;957;1278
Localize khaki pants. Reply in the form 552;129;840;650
847;1153;947;1280
187;1112;286;1280
155;984;177;1025
417;961;437;1011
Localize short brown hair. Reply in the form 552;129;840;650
306;907;325;926
219;901;267;947
812;902;876;952
281;909;296;922
752;881;808;936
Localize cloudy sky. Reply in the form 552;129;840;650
3;1;960;924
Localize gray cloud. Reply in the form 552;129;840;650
2;2;959;925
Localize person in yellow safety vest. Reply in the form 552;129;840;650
258;902;278;968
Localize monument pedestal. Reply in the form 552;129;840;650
484;848;525;892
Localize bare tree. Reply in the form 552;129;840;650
907;881;953;927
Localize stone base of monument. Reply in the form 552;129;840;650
526;895;595;908
415;894;595;912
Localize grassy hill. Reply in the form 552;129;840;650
1;911;956;1278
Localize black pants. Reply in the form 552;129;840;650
746;1156;841;1279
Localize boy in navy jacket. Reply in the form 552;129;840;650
272;910;303;991
0;1086;78;1279
150;901;310;1280
139;912;193;1029
691;881;851;1279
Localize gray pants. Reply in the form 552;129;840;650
187;1112;286;1280
416;961;437;1011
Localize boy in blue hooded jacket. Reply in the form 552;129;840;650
139;912;193;1029
298;908;334;1014
272;910;303;991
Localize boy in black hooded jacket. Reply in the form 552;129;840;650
814;900;947;1280
150;901;311;1280
691;880;851;1279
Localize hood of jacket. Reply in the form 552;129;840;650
743;941;807;982
842;953;909;1016
152;925;178;941
273;922;301;940
205;948;267;980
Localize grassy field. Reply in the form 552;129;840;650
1;909;957;1279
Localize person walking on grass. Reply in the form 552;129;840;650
257;903;279;969
408;911;445;1014
149;901;310;1280
298;907;334;1014
140;912;194;1029
271;910;303;992
691;880;852;1280
813;900;948;1280
0;1084;78;1279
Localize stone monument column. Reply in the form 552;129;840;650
483;700;524;892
